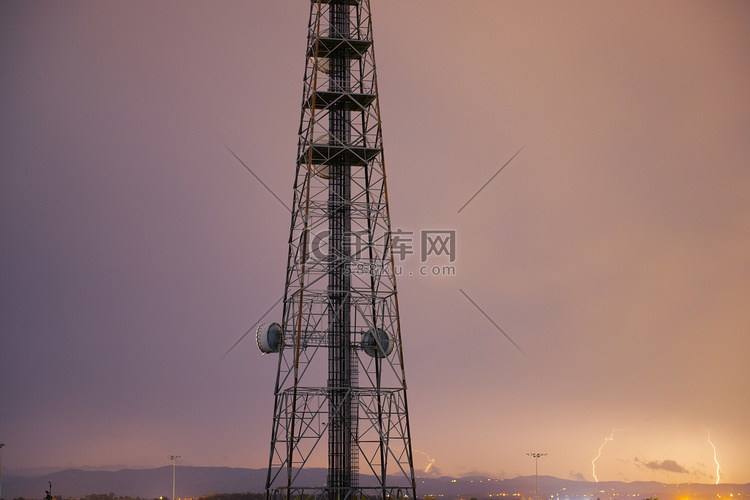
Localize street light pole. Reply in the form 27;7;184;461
527;452;547;500
0;443;5;500
168;455;181;500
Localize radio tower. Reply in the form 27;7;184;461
255;2;417;500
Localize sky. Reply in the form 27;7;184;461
2;0;750;486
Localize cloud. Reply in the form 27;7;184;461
427;465;443;477
634;457;689;474
569;471;585;481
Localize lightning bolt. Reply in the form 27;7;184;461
592;427;632;482
702;425;721;485
416;449;436;474
592;430;615;482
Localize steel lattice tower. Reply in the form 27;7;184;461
255;2;417;500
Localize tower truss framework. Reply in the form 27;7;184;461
260;2;417;500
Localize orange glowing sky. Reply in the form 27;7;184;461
1;0;749;484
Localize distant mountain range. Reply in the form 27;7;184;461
3;467;748;500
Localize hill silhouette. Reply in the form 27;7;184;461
3;467;748;500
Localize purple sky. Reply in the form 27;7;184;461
2;0;749;484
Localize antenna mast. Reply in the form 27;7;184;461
256;2;416;500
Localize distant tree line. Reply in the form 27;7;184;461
199;494;265;500
13;494;443;500
11;493;267;500
13;494;165;500
12;495;149;500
